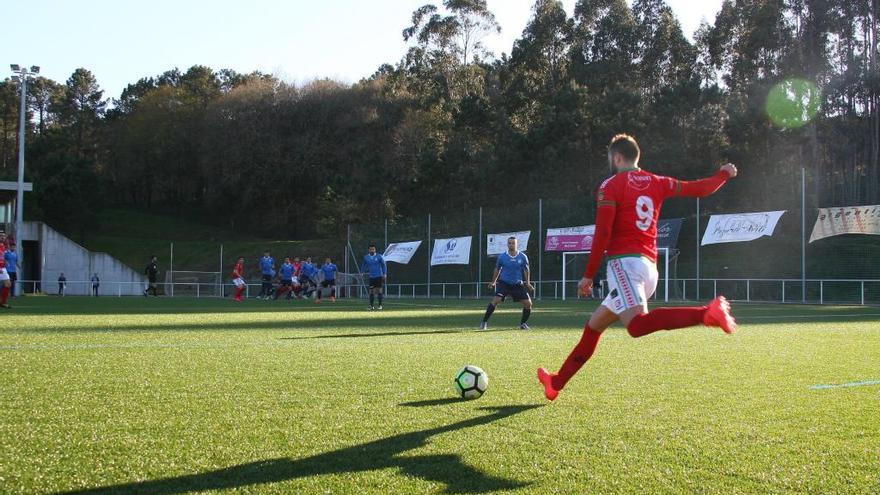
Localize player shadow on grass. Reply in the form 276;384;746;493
59;405;541;495
280;329;467;340
29;313;567;334
399;398;463;407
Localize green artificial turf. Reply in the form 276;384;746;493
1;297;878;494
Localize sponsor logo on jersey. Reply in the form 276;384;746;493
627;172;652;191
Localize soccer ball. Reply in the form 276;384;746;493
454;365;489;399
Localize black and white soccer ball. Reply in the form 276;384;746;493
454;365;489;399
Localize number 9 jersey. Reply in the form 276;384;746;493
596;169;681;263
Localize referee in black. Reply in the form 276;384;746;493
144;256;159;297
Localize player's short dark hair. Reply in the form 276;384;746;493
368;243;376;248
508;236;516;241
608;134;640;163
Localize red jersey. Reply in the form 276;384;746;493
0;243;6;269
596;169;681;262
232;262;244;279
292;262;302;277
584;168;729;279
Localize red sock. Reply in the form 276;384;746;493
552;323;603;390
626;306;708;338
235;287;245;299
0;286;9;305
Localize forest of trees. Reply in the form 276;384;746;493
0;0;877;240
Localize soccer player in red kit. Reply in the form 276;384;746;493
538;134;738;401
232;257;246;302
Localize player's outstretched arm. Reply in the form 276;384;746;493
524;267;534;291
488;268;500;289
677;163;737;198
579;204;616;297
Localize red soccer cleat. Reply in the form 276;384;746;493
704;296;737;334
537;367;560;401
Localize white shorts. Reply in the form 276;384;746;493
602;256;658;315
0;268;8;282
233;277;245;288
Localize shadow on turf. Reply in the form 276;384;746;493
21;311;569;334
399;398;462;407
58;405;541;495
280;329;467;340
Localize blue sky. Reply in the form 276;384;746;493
3;0;723;100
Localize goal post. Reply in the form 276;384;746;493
561;247;671;302
165;270;223;297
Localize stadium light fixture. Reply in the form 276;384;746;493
30;66;39;74
10;64;19;71
11;76;19;82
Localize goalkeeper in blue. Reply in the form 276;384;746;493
361;244;387;310
480;236;534;330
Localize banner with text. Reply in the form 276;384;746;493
701;211;786;246
430;236;472;265
486;231;531;256
383;241;422;264
545;225;595;252
657;218;683;249
809;205;880;243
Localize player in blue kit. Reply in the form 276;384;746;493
300;257;319;299
361;244;387;310
479;236;534;330
273;257;297;300
316;257;338;303
258;250;275;300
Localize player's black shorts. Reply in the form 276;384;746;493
321;279;336;288
261;274;272;283
369;277;384;289
280;280;293;287
301;276;314;286
495;281;530;302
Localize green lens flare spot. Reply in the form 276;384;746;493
766;78;821;129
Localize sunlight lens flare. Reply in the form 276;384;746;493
765;78;821;129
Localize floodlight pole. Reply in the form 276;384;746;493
15;72;26;248
10;64;38;294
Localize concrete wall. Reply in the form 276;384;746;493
19;221;146;296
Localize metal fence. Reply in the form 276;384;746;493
342;167;880;305
17;276;880;306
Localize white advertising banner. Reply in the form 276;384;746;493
701;211;786;246
383;241;422;264
430;236;472;265
809;205;880;243
486;231;531;256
